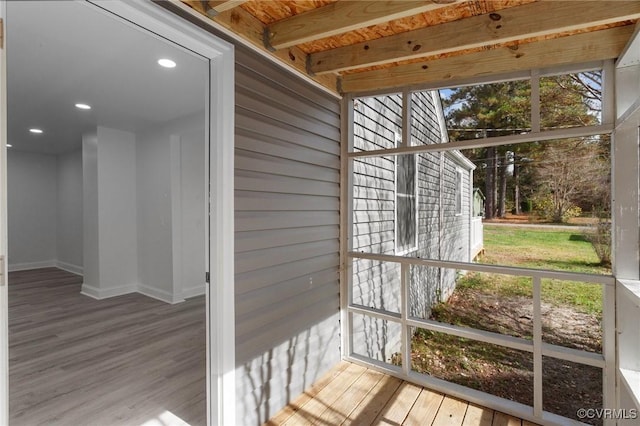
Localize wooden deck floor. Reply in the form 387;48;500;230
267;362;540;426
9;268;206;426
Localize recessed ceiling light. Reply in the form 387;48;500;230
6;144;12;148
158;58;176;69
75;103;91;110
29;128;43;134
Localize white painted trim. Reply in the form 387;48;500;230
619;368;640;410
349;251;615;285
340;94;355;360
444;149;475;170
7;260;56;272
80;283;136;300
431;90;450;143
80;2;236;424
400;263;409;376
0;4;6;418
347;353;578;426
182;283;206;299
56;261;83;276
349;124;614;159
603;283;616;425
616;21;640;68
208;35;236;426
7;260;83;275
138;284;184;304
532;277;543;418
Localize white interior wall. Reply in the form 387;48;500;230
6;150;57;270
175;126;206;298
81;126;138;298
136;124;176;302
82;133;99;290
9;119;204;303
56;149;83;274
137;112;206;302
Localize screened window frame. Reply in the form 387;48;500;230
341;60;618;426
394;151;418;255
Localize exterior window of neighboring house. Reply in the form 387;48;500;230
396;153;418;254
455;169;463;215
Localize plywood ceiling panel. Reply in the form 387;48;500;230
178;0;640;95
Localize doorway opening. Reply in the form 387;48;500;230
4;1;231;424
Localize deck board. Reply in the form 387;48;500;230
432;395;469;426
404;388;444;426
268;361;542;426
283;362;367;425
463;404;495;426
313;367;385;425
373;382;422;425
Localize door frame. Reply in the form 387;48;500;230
0;1;236;424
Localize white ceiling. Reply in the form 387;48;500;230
7;1;208;154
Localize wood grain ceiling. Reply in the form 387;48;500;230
180;0;640;95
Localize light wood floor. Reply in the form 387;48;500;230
9;268;205;426
267;362;541;426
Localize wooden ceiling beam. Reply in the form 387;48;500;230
339;25;635;94
181;1;340;94
204;1;249;17
310;1;640;75
265;0;459;51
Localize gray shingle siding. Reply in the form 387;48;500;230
351;91;473;357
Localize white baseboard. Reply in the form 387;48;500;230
138;284;184;304
182;283;206;299
8;260;57;272
81;283;136;300
56;261;83;276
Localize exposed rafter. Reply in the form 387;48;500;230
204;0;248;17
309;1;640;75
180;1;339;93
264;0;459;51
178;0;640;96
339;26;634;94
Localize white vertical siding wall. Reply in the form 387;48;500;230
233;46;341;425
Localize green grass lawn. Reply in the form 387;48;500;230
409;224;609;420
481;225;608;274
472;225;611;315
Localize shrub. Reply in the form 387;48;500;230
533;193;582;223
586;219;611;267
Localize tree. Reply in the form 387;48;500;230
441;71;609;223
443;81;530;219
533;137;608;222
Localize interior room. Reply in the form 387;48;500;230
6;1;209;424
0;1;638;426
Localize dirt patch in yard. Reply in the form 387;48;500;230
412;287;603;425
